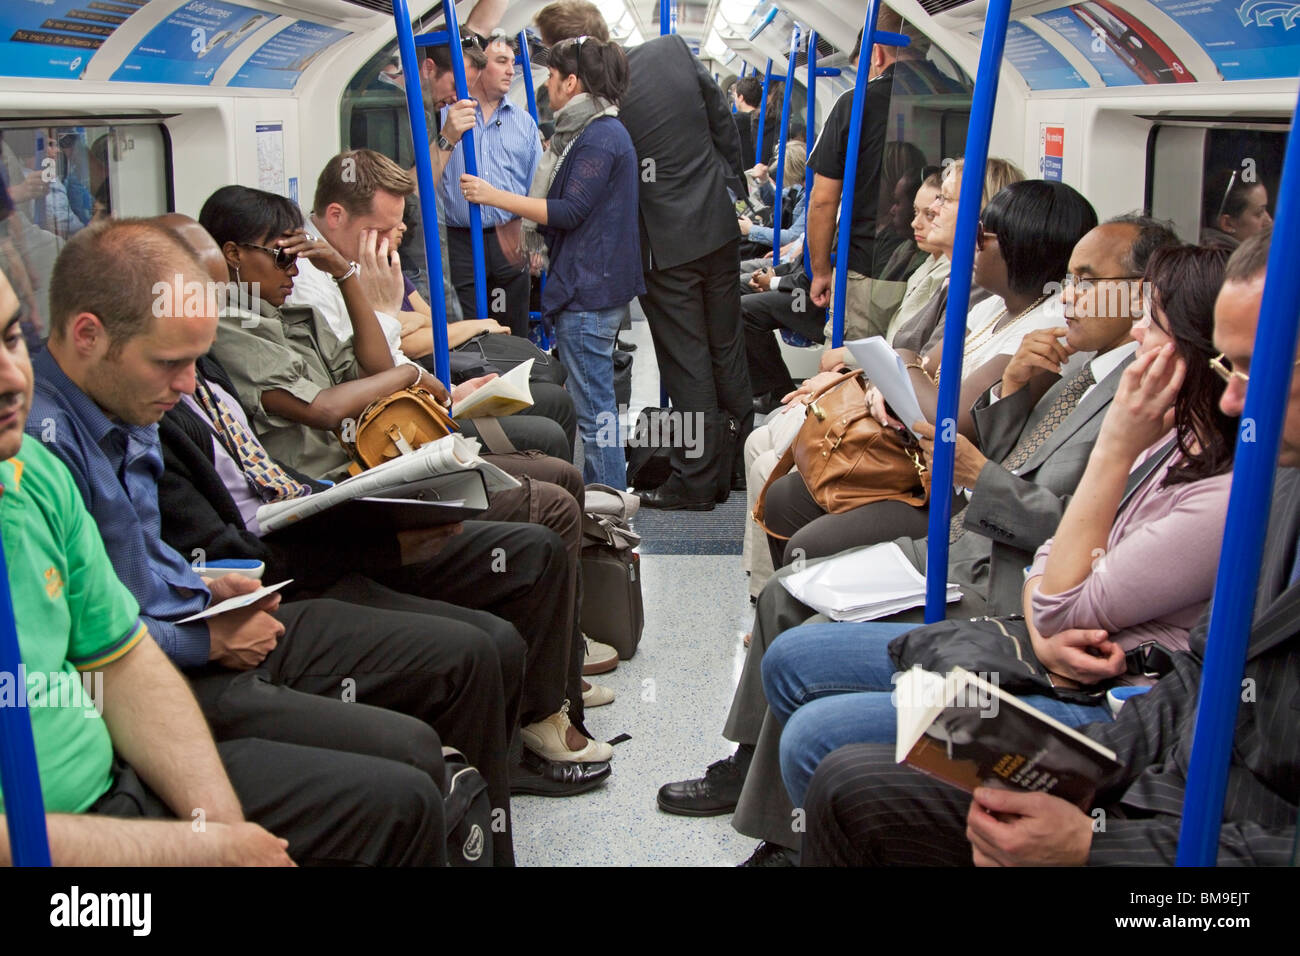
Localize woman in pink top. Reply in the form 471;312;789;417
763;244;1237;810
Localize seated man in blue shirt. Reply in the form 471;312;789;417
0;259;441;866
435;34;543;338
27;218;523;864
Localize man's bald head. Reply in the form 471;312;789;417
155;213;228;286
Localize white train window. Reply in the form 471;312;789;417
0;122;170;345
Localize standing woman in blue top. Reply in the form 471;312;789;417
460;36;644;489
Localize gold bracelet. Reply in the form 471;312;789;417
905;361;937;384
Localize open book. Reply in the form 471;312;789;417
256;433;518;533
846;337;927;438
779;541;960;621
452;358;535;420
895;667;1121;808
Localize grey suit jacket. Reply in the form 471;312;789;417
949;353;1136;615
1083;468;1300;865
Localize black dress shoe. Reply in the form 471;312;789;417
510;748;611;797
739;841;798;867
638;486;715;511
657;753;747;816
616;337;637;352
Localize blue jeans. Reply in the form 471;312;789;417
554;305;627;488
761;620;1112;809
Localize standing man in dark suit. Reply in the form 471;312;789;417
803;231;1298;866
534;1;753;509
656;218;1177;864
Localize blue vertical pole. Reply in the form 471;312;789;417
517;31;538;123
659;0;673;409
923;0;1013;622
392;0;451;384
0;540;51;866
803;31;818;278
754;59;773;165
1177;86;1300;865
771;27;799;266
446;1;489;320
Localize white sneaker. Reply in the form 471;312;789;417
522;701;614;762
583;636;619;675
582;681;615;708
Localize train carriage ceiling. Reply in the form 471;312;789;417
0;0;1296;90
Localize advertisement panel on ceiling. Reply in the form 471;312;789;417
0;0;146;79
998;21;1089;89
1035;2;1196;85
229;19;350;90
1147;0;1300;80
112;0;271;86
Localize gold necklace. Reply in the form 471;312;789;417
934;293;1052;388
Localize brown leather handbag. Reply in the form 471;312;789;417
339;384;459;473
753;369;930;538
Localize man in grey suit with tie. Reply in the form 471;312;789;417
802;231;1297;865
657;218;1179;862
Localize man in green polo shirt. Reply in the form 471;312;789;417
0;262;442;865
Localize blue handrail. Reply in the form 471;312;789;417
445;6;488;320
660;0;671;35
827;4;911;349
771;25;799;266
755;58;773;166
0;538;50;866
518;31;538;122
1177;84;1300;865
392;0;452;384
923;0;1014;622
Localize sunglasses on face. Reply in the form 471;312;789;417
240;242;296;271
975;220;997;252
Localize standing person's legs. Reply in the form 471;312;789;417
447;226;484;321
638;257;722;503
554;304;627;488
483;230;532;337
701;238;755;490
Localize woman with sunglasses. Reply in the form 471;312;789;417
199;184;455;481
459;36;643;489
762;244;1237;814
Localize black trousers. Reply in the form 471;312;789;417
762;471;933;570
90;746;447;866
802;743;975;867
638;238;754;500
447;226;531;337
187;573;523;867
741;289;825;397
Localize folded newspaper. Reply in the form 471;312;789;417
256;433;518;533
779;541;960;621
452;358;535;420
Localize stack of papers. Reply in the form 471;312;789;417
780;542;961;621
